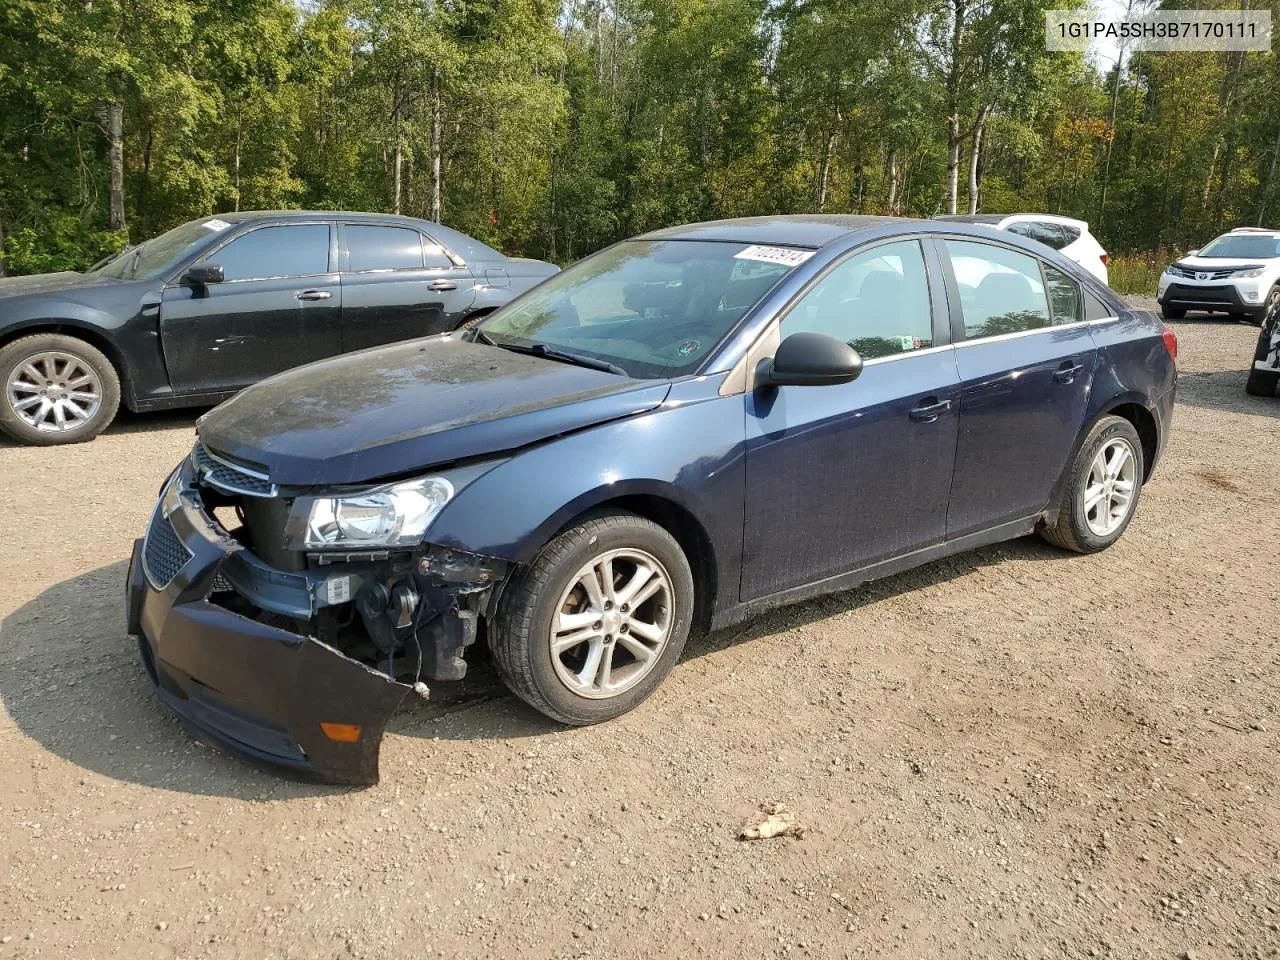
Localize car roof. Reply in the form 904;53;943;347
935;213;1090;230
637;215;915;249
207;211;503;262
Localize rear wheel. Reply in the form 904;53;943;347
1160;304;1186;320
1246;368;1279;397
0;333;120;445
1040;416;1145;554
489;510;695;724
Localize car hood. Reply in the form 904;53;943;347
0;271;111;300
197;336;671;486
1175;255;1273;271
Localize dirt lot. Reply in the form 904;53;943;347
1;301;1278;960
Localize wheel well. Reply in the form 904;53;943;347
0;324;128;394
1106;402;1158;482
576;495;718;634
459;307;496;328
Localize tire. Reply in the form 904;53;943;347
0;333;121;445
1160;304;1186;320
454;309;493;332
1040;415;1145;554
1254;286;1280;327
1246;368;1279;397
489;509;695;725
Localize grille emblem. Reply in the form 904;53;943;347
1196;272;1209;281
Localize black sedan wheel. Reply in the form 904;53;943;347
0;333;121;445
489;510;695;724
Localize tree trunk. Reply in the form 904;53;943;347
967;104;989;214
852;162;866;214
1097;58;1123;230
886;147;899;215
944;0;966;215
106;99;126;233
392;79;403;215
816;130;835;212
430;69;443;221
0;214;7;278
233;107;242;212
1257;119;1280;226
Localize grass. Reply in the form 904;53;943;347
1108;250;1171;296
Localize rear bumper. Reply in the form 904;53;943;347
1159;282;1263;315
126;474;412;786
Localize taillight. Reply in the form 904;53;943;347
1162;328;1178;363
1100;253;1110;266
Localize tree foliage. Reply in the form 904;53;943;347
1;0;1278;275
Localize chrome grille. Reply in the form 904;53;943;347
191;443;277;498
143;511;192;589
1171;264;1238;280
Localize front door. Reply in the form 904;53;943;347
160;222;342;396
339;222;476;350
741;238;960;601
939;237;1098;538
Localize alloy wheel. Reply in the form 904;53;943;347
1083;437;1137;537
550;547;674;699
6;351;103;433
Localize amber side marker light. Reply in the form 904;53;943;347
320;722;363;743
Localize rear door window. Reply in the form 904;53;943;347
1043;263;1083;325
944;239;1051;339
346;225;426;272
1008;221;1068;250
208;224;331;281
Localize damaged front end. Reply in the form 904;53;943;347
126;443;510;785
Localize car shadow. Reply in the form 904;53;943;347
1175;369;1280;418
0;407;205;448
2;535;1069;796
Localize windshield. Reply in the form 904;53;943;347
1196;233;1280;259
92;218;233;280
476;240;801;379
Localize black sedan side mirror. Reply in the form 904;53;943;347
184;264;224;286
759;332;864;387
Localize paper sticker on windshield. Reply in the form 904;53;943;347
734;245;814;267
203;218;232;231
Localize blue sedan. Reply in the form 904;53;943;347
126;215;1177;783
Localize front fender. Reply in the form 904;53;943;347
425;377;748;612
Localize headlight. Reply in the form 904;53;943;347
304;477;454;549
1236;267;1266;278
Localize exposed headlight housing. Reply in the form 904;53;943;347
304;477;454;549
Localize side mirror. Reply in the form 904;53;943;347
759;332;864;388
1186;249;1199;257
184;264;224;286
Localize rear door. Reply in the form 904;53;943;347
939;237;1098;538
339;222;476;350
741;238;960;600
160;222;342;396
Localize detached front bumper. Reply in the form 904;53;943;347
126;472;414;786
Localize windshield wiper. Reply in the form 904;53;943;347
484;338;628;377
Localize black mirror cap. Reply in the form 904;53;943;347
184;264;224;285
759;332;864;387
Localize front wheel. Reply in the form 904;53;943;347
1160;304;1186;320
1040;416;1145;554
0;333;121;445
489;510;695;724
1246;368;1279;397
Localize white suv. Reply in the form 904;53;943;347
934;213;1110;284
1158;227;1280;325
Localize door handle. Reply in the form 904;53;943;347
908;398;952;423
1053;362;1085;384
295;289;332;301
428;279;458;291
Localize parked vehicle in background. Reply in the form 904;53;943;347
1247;297;1280;397
125;214;1176;784
933;213;1110;284
0;212;558;445
1157;227;1280;324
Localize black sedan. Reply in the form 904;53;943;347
0;211;557;445
1247;298;1280;396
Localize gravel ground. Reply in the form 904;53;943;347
1;300;1278;960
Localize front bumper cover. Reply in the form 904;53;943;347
1159;281;1263;315
126;468;420;786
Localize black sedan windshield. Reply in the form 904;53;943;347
477;240;802;379
1197;233;1280;259
92;218;232;280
